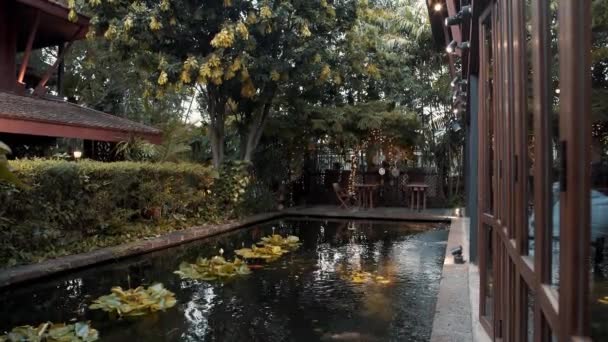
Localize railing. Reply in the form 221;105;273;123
290;168;445;207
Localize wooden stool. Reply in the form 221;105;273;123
406;183;429;212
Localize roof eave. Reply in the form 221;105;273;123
17;0;90;26
0;115;162;144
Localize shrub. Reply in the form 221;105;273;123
0;160;268;267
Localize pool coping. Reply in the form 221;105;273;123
0;207;455;289
0;211;283;288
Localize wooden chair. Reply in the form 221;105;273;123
333;182;353;209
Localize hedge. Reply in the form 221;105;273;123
0;160;275;268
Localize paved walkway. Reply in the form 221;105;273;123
284;205;460;221
430;217;473;342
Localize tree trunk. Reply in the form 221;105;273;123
240;96;274;163
209;126;224;168
207;92;226;168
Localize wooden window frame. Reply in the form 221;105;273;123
476;0;592;340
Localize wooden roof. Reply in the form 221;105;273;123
0;92;162;143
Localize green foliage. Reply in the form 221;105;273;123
308;101;420;148
154;121;194;162
0;321;99;342
115;137;158;161
89;284;177;317
0;141;26;189
0;160;274;267
174;256;251;281
209;161;252;213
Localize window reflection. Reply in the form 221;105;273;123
485;15;495;215
526;286;534;342
548;0;560;288
484;225;494;320
590;0;608;339
525;0;535;257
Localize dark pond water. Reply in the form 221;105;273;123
0;218;448;342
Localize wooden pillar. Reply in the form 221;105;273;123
57;44;65;96
33;27;83;96
17;10;41;85
0;0;17;92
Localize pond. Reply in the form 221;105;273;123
0;218;449;342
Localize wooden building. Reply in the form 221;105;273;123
427;0;608;341
0;0;161;159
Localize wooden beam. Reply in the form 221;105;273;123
0;0;17;92
33;26;84;96
446;0;462;44
17;9;40;84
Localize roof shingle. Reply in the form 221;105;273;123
0;92;161;136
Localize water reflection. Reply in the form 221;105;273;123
0;219;447;341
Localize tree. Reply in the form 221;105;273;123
74;0;359;167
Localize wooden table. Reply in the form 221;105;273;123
355;184;379;209
406;183;429;211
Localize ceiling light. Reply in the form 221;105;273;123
433;3;443;12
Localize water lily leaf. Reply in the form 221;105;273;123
259;235;301;251
0;321;98;342
89;284;176;317
344;270;391;286
174;256;250;281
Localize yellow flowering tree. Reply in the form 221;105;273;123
74;0;360;167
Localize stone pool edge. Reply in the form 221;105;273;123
430;217;492;342
0;211;283;288
0;207;456;288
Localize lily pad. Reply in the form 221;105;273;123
89;283;177;317
258;235;301;250
343;270;392;285
0;321;99;342
235;244;289;262
174;256;251;281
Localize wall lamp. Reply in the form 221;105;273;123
446;40;470;54
450;76;460;88
452;78;468;93
453;92;466;102
446;40;457;54
444;5;472;27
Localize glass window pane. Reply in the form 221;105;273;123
524;0;535;257
548;0;560;288
526;285;534;342
484;17;495;215
484;224;494;320
590;0;608;339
